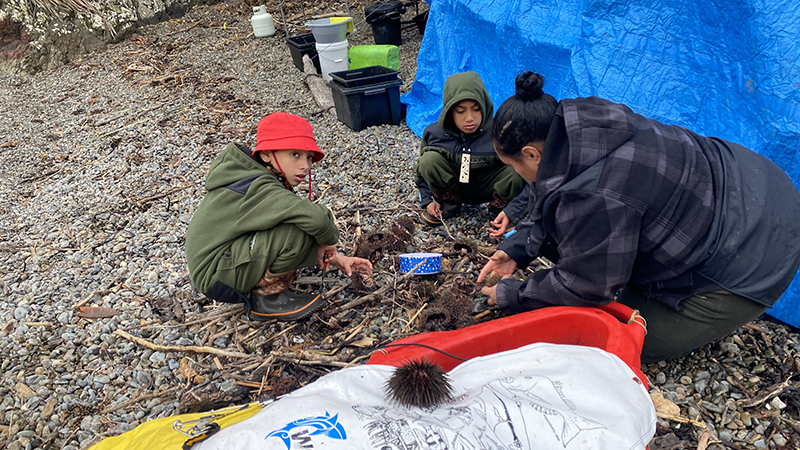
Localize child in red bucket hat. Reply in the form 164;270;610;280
186;112;373;321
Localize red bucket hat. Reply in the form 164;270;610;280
253;112;325;162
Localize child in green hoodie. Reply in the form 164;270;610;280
416;71;526;226
185;112;372;321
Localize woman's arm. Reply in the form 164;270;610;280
497;193;640;312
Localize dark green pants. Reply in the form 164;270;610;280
616;286;768;363
207;223;318;295
416;151;525;204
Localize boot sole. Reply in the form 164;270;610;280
249;294;326;321
420;211;442;226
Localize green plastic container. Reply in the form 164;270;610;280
348;45;399;71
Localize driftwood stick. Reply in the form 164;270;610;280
337;262;426;312
453;256;470;272
208;322;252;341
737;377;797;408
73;279;125;308
182;304;244;326
233;380;273;389
271;349;346;363
100;386;182;414
286;6;322;22
337;285;391;312
302;55;336;118
73;289;112;308
256;323;299;348
21;169;60;183
21;322;54;327
272;355;352;368
403;302;428;332
115;329;251;358
655;411;708;428
325;280;352;296
312;10;347;19
784;416;800;434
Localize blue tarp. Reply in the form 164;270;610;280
402;0;800;327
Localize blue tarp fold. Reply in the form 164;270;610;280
402;0;800;326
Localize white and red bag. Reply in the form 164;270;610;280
198;342;656;450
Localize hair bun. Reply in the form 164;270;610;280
514;71;545;101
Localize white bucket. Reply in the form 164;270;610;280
315;40;349;81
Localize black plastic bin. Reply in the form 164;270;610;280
329;65;400;88
365;1;405;46
328;66;404;131
286;33;321;74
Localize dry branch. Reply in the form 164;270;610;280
115;329;251;358
336;261;426;312
100;386;182;414
272;355;352;368
737;377;798;408
655;411;708;428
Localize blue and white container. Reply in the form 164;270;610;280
399;253;442;275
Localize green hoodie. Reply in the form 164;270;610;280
436;71;494;137
185;142;339;294
416;71;508;205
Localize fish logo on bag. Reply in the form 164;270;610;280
265;412;347;449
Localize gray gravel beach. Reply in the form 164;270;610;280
0;2;799;449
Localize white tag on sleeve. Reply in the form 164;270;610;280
459;153;471;183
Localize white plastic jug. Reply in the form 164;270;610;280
251;6;275;38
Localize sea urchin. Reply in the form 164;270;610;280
384;358;455;408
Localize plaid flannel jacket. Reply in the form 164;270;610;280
498;97;800;312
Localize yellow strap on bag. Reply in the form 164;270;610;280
89;402;264;450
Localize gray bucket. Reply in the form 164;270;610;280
305;18;351;43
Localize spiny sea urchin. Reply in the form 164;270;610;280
385;358;455;408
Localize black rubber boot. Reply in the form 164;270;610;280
420;202;462;226
249;289;326;321
421;210;443;226
440;201;462;219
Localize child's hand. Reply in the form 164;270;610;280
317;244;338;268
426;201;441;218
327;254;373;277
488;211;511;237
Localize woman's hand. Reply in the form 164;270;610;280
477;250;517;283
480;275;512;306
327;254;373;277
481;284;499;306
488;211;511;237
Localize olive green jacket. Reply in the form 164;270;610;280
185;142;338;293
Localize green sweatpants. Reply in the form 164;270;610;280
416;151;526;204
207;223;318;295
616;286;769;363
